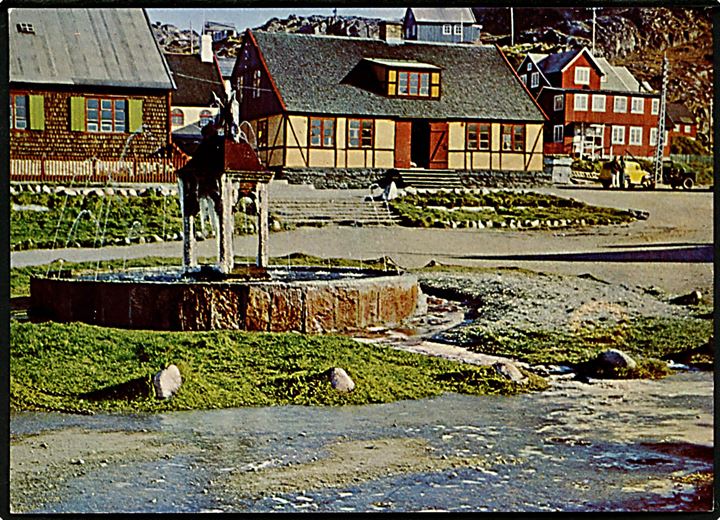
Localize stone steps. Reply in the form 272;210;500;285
270;199;400;226
397;169;464;189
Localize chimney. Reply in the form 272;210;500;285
380;21;403;43
200;33;213;63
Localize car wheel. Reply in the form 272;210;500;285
682;177;694;190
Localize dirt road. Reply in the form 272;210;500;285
11;186;712;296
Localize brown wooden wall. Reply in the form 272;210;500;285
10;86;171;162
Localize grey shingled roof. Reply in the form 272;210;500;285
165;54;225;106
9;8;175;90
537;49;578;74
408;8;477;24
595;57;641;92
250;32;544;122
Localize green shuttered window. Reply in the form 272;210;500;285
69;96;141;133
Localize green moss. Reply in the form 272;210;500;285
10;321;548;413
442;316;713;370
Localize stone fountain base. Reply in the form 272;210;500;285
30;266;420;333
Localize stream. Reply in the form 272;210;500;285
10;371;713;513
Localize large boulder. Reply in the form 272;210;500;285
153;364;182;399
328;367;355;393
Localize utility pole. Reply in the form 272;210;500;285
653;54;669;185
190;20;193;54
510;7;514;46
592;8;597;55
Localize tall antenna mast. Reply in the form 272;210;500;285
653;54;669;185
510;8;514;46
592;8;597;55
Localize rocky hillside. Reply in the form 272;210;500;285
152;8;712;143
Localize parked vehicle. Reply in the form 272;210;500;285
662;161;696;190
599;157;653;189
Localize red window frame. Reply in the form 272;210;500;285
347;118;374;148
501;124;525;152
309;117;335;148
10;92;28;130
397;71;431;97
86;96;127;133
170;108;184;127
199;110;214;127
466;122;491;151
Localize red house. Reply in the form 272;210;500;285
518;47;664;159
666;102;698;147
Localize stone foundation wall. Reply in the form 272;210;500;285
458;170;553;189
30;273;420;333
277;167;552;190
276;168;387;190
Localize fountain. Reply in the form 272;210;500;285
30;90;420;333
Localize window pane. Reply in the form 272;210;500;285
420;73;429;96
514;126;525;151
101;99;112;110
409;73;419;95
398;72;408;95
87;99;98;109
310;119;321;146
479;125;490;150
361;121;373;147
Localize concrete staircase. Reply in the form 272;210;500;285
270;198;400;227
397;169;464;189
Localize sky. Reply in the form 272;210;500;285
146;8;407;32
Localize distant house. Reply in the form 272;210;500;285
403;8;481;44
9;8;176;182
230;30;545;184
204;21;237;42
517;47;664;158
165;35;226;152
666;102;698;146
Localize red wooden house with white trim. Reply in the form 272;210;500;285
518;47;664;159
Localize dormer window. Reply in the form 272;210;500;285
17;23;35;34
349;58;441;99
574;66;590;85
442;24;451;35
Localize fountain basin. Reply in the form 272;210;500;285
30;266;420;333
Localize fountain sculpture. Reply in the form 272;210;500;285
30;90;420;332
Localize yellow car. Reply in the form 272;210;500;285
599;159;653;189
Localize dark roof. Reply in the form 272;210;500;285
9;8;174;90
165;54;225;106
667;103;694;125
249;32;545;122
537;50;578;74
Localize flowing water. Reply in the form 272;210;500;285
10;371;712;513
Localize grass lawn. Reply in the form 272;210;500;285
390;190;636;228
10;322;547;414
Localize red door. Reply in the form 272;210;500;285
428;122;449;169
394;121;412;168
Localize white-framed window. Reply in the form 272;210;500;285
252;69;262;98
553;125;564;143
592;94;606;112
611;125;626;145
684;124;692;133
614;96;627;113
631;97;644;114
574;66;590;85
651;98;659;115
554;95;564;111
526;63;532;72
530;72;539;88
649;128;658;146
629;126;643;145
574;93;588;111
520;74;527;85
442;24;451;35
453;24;462;35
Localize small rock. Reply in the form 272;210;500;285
70;458;85;465
670;290;702;306
492;361;526;383
328;367;355;393
153;364;182;399
595;349;637;373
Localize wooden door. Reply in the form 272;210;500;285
394;121;412;168
428;122;449;169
